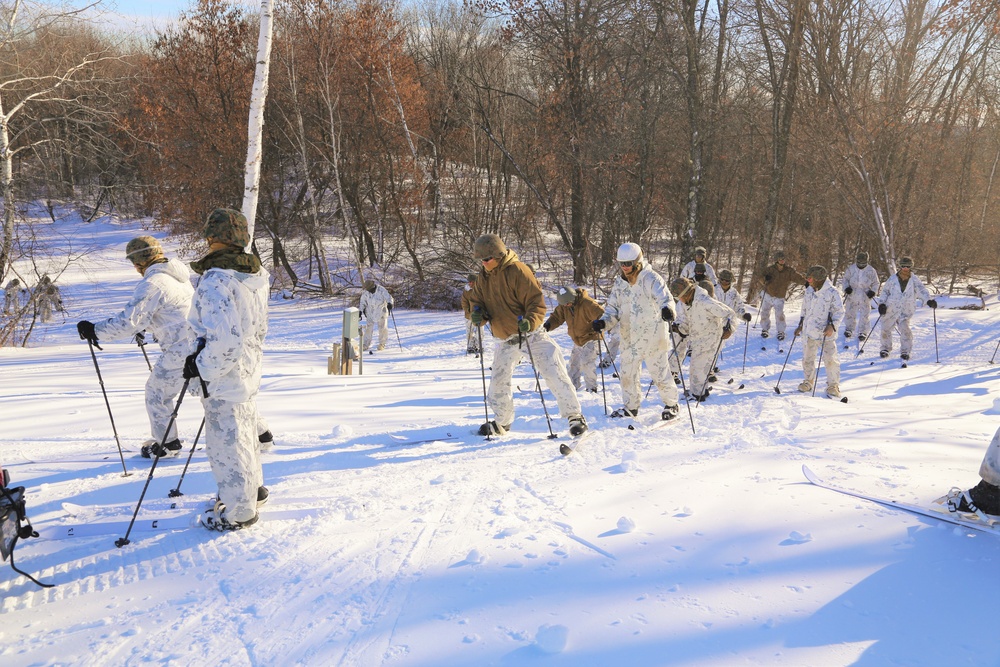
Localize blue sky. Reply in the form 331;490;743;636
68;1;255;31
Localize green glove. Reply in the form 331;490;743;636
518;318;531;333
471;308;485;326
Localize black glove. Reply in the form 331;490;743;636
592;319;606;332
927;299;938;309
878;303;887;316
742;312;752;322
135;331;146;346
661;306;674;322
844;286;853;295
77;320;98;345
387;303;393;313
764;274;773;283
182;352;201;380
543;319;553;332
866;290;876;299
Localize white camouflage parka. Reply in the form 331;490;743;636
601;265;676;350
876;272;931;320
799;280;845;339
94;258;196;366
189;267;270;402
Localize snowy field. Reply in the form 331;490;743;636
3;213;1000;666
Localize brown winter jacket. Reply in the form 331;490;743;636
468;249;545;340
461;285;475;319
544;289;605;346
755;263;806;299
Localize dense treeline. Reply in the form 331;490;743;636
3;0;1000;309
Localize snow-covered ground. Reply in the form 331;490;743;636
3;213;1000;666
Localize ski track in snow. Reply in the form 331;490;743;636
4;212;1000;665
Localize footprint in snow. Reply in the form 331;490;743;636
780;531;812;546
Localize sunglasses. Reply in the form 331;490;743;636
480;256;496;264
619;260;636;268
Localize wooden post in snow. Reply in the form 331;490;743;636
241;0;274;247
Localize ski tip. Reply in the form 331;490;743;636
627;424;635;430
738;383;745;389
559;444;573;456
840;396;849;403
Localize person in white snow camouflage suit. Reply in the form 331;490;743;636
876;256;936;361
468;234;587;437
670;277;734;401
841;251;879;341
460;273;481;355
76;236;197;459
794;266;845;397
185;208;270;531
680;246;719;290
360;280;394;352
716;269;753;364
947;426;1000;517
34;275;64;323
594;242;680;420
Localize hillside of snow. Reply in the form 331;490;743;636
3;212;1000;666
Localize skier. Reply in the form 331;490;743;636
460;273;480;355
947;426;1000;516
875;256;935;362
76;236;197;459
680;246;719;289
360;280;394;353
669;277;734;401
34;275;64;323
184;208;270;531
543;286;604;393
841;251;879;341
716;269;753;370
593;242;681;420
753;250;806;341
3;278;28;315
794;265;845;397
468;233;587;437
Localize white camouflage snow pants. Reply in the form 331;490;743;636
568;340;599;392
488;330;582;428
620;338;678;412
801;335;840;391
146;357;186;443
760;294;787;336
880;313;913;356
465;319;480;353
363;311;390;350
978;427;1000;487
843;293;872;338
202;396;263;523
688;334;722;397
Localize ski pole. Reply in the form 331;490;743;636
116;375;194;548
932;306;939;363
519;317;557;439
698;332;726;408
812;336;826;397
597;334;608;416
389;308;403;350
990;337;1000;364
741;318;750;373
136;332;152;371
773;332;798;394
752;291;763;329
85;339;130;477
855;313;882;358
167;418;205;499
474;308;493;439
670;341;696;434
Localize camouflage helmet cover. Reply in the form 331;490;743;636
125;236;165;268
899;256;914;268
718;269;735;283
203;208;250;248
556;285;578;306
473;233;507;260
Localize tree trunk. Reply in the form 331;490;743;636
241;0;274;244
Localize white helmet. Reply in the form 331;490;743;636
616;242;643;263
